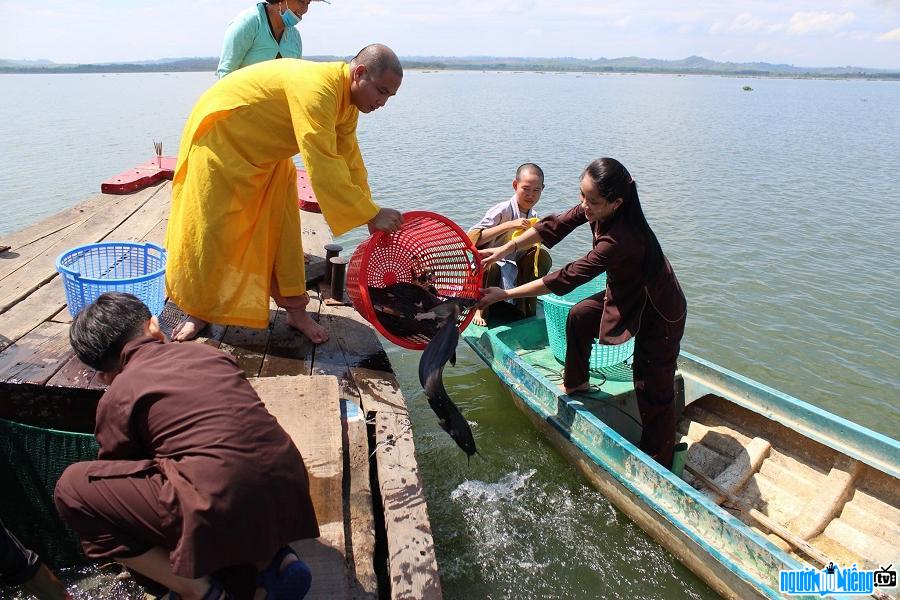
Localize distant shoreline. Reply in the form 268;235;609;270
2;56;898;81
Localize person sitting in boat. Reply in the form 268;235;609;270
477;158;687;468
2;518;70;599
467;163;552;326
217;0;324;79
54;292;319;600
167;44;404;343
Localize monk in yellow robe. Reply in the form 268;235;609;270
165;44;404;342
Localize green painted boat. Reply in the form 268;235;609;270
462;315;900;599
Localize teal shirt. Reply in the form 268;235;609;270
216;3;302;78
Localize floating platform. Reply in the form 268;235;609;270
0;172;442;599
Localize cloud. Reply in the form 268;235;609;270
786;11;856;35
729;12;767;32
878;27;900;41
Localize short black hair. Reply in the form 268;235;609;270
516;163;544;185
69;292;151;373
350;44;403;79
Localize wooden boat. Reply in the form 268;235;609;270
462;315;899;599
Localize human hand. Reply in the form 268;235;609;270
508;218;532;231
479;245;509;268
477;287;508;309
368;208;403;233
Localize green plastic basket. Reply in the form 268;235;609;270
0;418;99;567
542;275;635;379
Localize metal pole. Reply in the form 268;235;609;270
330;256;349;302
324;243;343;281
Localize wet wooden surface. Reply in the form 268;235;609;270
0;178;442;599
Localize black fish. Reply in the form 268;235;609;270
369;282;443;338
417;300;478;457
368;283;478;457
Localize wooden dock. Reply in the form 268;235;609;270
0;175;442;599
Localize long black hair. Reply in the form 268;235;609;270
582;157;664;280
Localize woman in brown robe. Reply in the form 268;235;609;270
478;158;687;468
54;292;318;599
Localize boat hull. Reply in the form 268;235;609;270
463;320;833;599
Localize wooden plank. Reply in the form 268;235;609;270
98;183;171;243
350;368;409;416
258;294;318;377
318;300;393;373
251;375;344;526
0;184;165;313
0;190;173;351
306;294;380;597
0;322;72;385
142;219;168;246
374;412;442;600
301;211;331;285
301;211;331;260
219;314;276;379
45;354;104;390
0;192;113;275
345;402;378;598
292;521;350;599
0;278;67;352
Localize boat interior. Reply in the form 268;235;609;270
483;314;899;576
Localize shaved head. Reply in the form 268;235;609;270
350;44;403;79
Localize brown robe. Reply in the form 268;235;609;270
535;205;688;466
535;204;686;344
55;336;318;578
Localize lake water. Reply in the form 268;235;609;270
1;70;898;599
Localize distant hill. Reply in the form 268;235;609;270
1;55;897;79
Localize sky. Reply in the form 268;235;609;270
1;0;899;69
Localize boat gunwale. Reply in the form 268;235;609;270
677;352;900;481
463;322;822;599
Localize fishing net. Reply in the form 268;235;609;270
346;211;482;349
0;417;98;567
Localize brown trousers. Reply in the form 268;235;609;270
54;462;178;561
564;292;685;468
482;246;552;317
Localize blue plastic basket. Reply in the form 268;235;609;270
542;274;635;378
56;242;167;318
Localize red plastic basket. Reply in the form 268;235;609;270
346;211;482;350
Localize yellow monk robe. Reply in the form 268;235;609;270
165;59;379;328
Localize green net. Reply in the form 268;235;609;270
0;417;99;567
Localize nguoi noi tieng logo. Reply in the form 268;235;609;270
779;562;896;596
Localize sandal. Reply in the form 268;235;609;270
256;546;312;599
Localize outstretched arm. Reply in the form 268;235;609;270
475;218;532;247
479;227;543;268
479;277;550;310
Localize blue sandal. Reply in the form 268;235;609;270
256;546;312;599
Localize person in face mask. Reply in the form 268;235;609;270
217;0;326;79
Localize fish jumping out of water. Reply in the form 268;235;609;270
368;282;478;457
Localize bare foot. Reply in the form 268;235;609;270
286;310;329;344
172;316;208;342
472;308;487;327
562;382;591;395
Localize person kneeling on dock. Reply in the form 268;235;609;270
166;44;405;344
467;163;552;326
55;292;319;600
477;158;687;469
